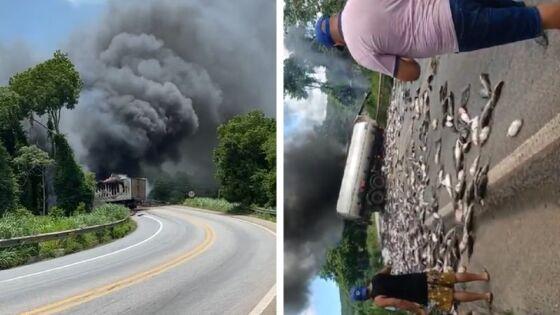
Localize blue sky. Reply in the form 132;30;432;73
0;0;106;55
303;277;342;315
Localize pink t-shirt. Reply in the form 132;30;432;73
341;0;458;76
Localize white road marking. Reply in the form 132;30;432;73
0;215;164;284
249;284;276;315
165;205;277;314
230;217;276;236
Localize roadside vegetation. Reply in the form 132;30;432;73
365;73;394;127
180;111;277;222
183;197;276;223
0;51;136;269
0;204;135;269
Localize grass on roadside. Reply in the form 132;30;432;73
365;73;393;127
183;197;276;222
0;204;136;270
0;204;129;239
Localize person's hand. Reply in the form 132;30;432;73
417;308;427;315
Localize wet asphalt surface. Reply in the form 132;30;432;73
383;32;560;314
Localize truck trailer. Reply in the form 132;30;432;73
95;174;147;209
336;113;386;223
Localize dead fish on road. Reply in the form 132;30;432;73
458;107;471;124
474;163;490;206
479;73;492;98
507;119;523;137
454;139;464;170
455;169;466;199
460;84;471;108
479;126;491;146
435;139;442;165
439;82;448;102
471;116;480;146
442;173;454;198
480;81;505;128
469;155;480;176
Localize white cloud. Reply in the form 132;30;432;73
284;66;328;138
64;0;106;5
300;305;317;315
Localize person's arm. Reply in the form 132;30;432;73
374;295;426;315
395;57;420;82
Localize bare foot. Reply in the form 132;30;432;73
486;292;493;304
482;269;490;281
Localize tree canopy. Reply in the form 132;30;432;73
0;141;18;216
284;56;320;100
9;50;83;133
53;134;93;215
284;0;346;28
214;111;276;207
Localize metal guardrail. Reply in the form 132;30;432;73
252;207;276;216
0;216;129;249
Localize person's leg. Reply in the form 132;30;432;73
475;0;525;8
455;272;489;283
453;291;492;302
537;3;560;29
450;0;543;52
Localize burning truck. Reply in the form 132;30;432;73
95;174;147;209
336;98;386;224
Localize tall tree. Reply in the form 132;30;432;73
214;111;276;206
53;134;93;215
284;56;321;100
0;87;27;155
0;141;18;216
9;50;82;134
284;0;347;27
13;145;54;215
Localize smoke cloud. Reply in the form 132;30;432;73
284;132;345;314
0;42;36;85
61;0;275;184
284;25;368;91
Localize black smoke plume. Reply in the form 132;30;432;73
62;0;275;185
284;133;345;314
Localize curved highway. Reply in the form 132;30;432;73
0;206;276;315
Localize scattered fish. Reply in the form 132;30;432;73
479;81;505;128
479;73;492;98
479;126;491;146
507;119;523;137
460;84;471;108
470;155;480;177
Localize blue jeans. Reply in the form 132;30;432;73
450;0;543;52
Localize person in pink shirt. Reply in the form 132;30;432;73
315;0;560;81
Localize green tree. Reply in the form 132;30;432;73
9;50;83;134
284;0;347;27
0;87;28;156
0;141;18;216
53;134;93;215
148;173;189;204
214;111;276;206
262;131;276;206
13;145;54;215
284;56;320;100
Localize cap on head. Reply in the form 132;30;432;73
349;286;369;301
315;15;335;48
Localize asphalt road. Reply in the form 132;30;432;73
388;27;560;313
0;206;276;315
